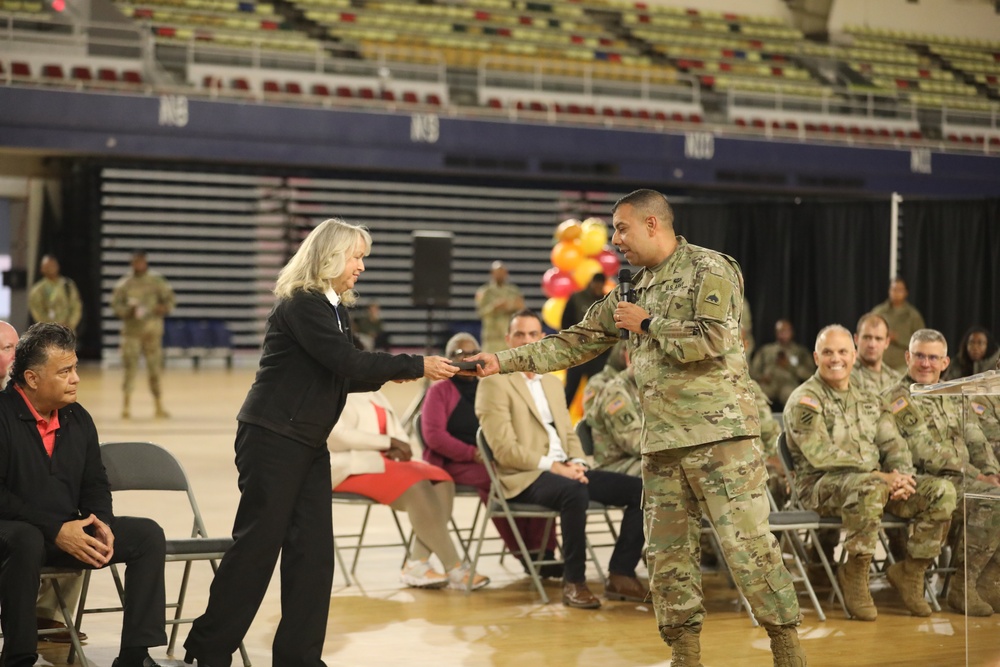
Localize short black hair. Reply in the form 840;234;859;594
11;323;76;387
611;189;674;227
508;309;543;333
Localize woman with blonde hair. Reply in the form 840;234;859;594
185;218;458;667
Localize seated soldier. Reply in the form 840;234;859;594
885;328;1000;617
0;323;167;667
783;325;955;620
585;347;642;477
751;318;815;409
476;311;647;609
851;313;903;394
580;341;627;418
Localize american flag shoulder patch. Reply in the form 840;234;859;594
798;395;820;410
972;402;986;415
607;398;626;415
890;396;909;414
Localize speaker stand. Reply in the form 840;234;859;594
424;303;436;356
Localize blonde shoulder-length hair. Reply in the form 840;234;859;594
273;218;372;306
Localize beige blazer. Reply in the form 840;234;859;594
475;372;585;499
327;391;410;489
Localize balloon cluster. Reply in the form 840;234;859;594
540;218;621;328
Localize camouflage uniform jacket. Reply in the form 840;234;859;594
496;236;760;454
110;271;176;336
475;281;522;352
871;301;925;372
749;341;815;392
588;368;643;475
885;376;1000;481
581;364;618;418
28;276;82;331
850;360;902;395
783;373;914;503
971;395;1000;452
751;377;780;457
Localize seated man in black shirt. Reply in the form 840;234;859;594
0;323;167;667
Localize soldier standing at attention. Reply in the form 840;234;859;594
111;251;175;419
474;261;524;353
871;277;925;373
783;325;955;620
464;189;806;667
28;255;82;333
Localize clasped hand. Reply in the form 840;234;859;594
385;437;412;462
552;461;589;484
882;470;917;501
55;514;115;568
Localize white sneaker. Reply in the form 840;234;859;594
447;564;490;591
401;560;448;589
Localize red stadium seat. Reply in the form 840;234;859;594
735;118;747;127
42;64;65;79
426;93;442;105
358;87;375;99
402;91;418;104
653;111;666;121
335;86;352;97
636;109;650;120
688;114;702;123
381;90;395;101
262;80;280;94
285;82;302;95
98;68;118;82
311;83;330;96
232;78;250;91
122;70;143;84
602;107;616;117
619;109;633;118
528;101;546;112
487;97;502;109
71;66;92;81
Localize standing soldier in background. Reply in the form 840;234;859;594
28;255;82;333
111;251;175;419
475;261;524;353
465;189;806;667
871;277;925;373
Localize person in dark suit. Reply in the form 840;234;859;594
183;218;458;667
0;323;167;667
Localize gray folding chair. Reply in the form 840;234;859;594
331;491;410;586
0;568;90;666
467;428;607;603
75;441;250;667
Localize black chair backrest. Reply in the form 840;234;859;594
575;420;595;457
100;441;189;492
776;431;795;474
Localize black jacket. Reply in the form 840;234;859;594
0;386;113;543
238;290;424;447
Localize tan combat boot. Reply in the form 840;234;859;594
121;395;131;419
154;396;170;419
660;626;702;667
887;557;933;617
948;548;994;617
836;554;877;621
763;623;807;667
976;557;1000;613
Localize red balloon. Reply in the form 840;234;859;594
596;249;621;277
542;267;576;299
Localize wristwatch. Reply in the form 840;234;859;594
640;317;652;333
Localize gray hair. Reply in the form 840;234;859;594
445;332;479;357
909;328;948;355
814;324;853;352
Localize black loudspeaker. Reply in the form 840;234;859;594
412;231;453;307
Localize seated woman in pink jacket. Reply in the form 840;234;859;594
421;333;560;577
328;390;488;590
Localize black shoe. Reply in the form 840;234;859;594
537;550;564;579
112;656;161;667
184;651;214;667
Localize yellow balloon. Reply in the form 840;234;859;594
555;219;582;243
579;219;608;256
541;297;567;329
572;258;604;289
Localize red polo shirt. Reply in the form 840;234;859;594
13;384;60;457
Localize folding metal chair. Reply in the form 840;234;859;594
76;441;250;667
331;492;410;587
0;568;90;665
466;428;607;603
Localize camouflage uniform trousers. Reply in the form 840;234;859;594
122;318;165;397
947;477;1000;561
642;437;800;635
807;472;955;559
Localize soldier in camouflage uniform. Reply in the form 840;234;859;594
784;326;955;620
587;363;643;477
971;395;1000;462
581;341;627;416
110;251;176;419
886;329;1000;617
850;313;902;394
871;278;925;373
750;319;815;409
474;261;524;353
28;255;82;332
466;190;805;667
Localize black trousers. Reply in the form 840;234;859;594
0;516;167;667
509;469;644;583
184;422;333;667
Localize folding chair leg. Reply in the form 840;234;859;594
53;577;88;667
333;537;354;586
811;529;849;617
69;571;93;666
350;506;374;575
781;533;826;622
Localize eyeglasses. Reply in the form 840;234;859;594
912;352;944;364
450;349;480;357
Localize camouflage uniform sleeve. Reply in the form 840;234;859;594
875;409;915;475
965;409;999;476
647;259;740;364
27;282;46;324
496;293;618;375
110;277;132;321
66;279;83;331
783;391;832;473
758;400;781;457
159;275;176;314
474;285;493;317
887;391;965;477
599;379;644;459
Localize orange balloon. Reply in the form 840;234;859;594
551;240;583;273
555;219;582;243
603;277;616;295
572;258;603;289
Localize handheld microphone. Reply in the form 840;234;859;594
617;268;633;339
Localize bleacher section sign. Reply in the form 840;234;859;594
684;132;714;160
411;114;439;143
159;95;189;128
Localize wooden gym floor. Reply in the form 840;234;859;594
26;365;1000;667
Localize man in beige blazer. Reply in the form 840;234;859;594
475;311;647;609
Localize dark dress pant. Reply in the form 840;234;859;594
184;422;333;667
0;516;167;667
509;469;643;582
